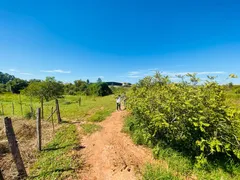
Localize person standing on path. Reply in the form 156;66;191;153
116;95;121;111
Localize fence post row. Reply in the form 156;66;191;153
36;108;42;151
4;117;27;178
55;99;61;124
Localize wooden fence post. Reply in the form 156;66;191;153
12;102;14;115
4;117;27;178
55;99;61;124
0;169;4;180
51;107;55;134
41;97;44;120
36;108;41;151
1;103;4;116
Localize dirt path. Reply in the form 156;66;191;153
80;111;154;180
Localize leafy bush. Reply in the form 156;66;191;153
127;72;240;167
87;83;112;96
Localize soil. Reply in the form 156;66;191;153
0;118;59;180
80;110;154;180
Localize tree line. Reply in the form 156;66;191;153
0;72;112;100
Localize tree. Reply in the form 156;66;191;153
64;83;76;95
0;72;15;84
97;78;102;83
22;77;64;101
87;82;112;96
28;79;42;83
0;83;6;93
74;80;88;94
44;77;64;100
6;78;28;94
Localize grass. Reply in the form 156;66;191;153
0;93;117;179
123;115;240;180
28;124;81;180
0;93;116;122
81;123;102;134
143;164;180;180
88;108;115;122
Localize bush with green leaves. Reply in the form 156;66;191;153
127;72;240;167
22;77;64;101
87;82;112;96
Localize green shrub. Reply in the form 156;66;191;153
127;72;240;167
87;83;112;96
24;111;35;119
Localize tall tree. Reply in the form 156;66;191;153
97;78;102;83
6;78;28;94
0;72;15;84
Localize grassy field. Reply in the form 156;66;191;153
0;93;116;180
0;93;116;121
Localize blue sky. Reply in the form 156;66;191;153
0;0;240;84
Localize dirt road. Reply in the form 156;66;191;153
80;111;154;180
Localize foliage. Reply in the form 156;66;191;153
22;77;64;101
87;82;112;96
74;80;88;93
0;83;6;93
6;78;28;94
127;72;240;167
110;86;129;95
0;72;15;84
97;78;102;83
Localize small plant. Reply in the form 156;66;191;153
24;111;35;119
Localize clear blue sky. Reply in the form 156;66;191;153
0;0;240;84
